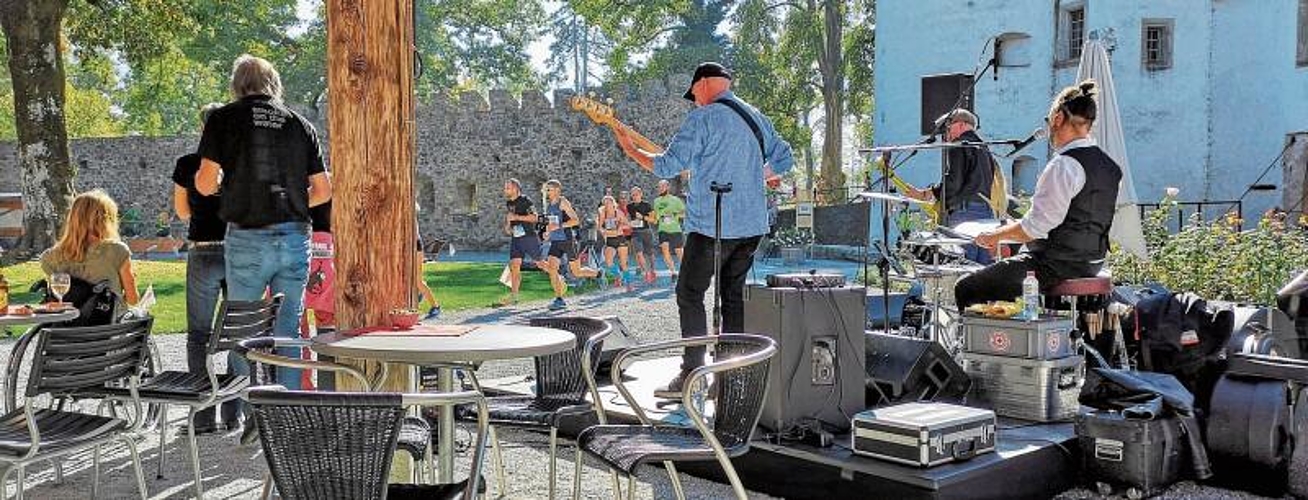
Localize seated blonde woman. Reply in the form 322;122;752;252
40;190;140;316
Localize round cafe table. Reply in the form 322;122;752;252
1;308;79;412
312;323;576;483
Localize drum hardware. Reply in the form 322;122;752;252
856;191;931;206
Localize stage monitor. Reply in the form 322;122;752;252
921;73;975;136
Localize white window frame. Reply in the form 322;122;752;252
1298;0;1308;67
1057;2;1087;67
1141;19;1174;71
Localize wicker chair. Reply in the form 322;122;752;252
248;387;489;500
0;318;155;500
234;336;436;483
574;334;776;500
450;316;613;499
97;295;281;499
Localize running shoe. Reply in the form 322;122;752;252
424;305;441;320
549;297;567;310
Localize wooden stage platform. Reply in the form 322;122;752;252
485;356;1079;500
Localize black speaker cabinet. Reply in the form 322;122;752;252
921;72;975;135
744;285;866;432
864;332;970;406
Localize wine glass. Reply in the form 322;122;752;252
49;273;71;307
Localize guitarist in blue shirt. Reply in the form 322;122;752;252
613;62;795;398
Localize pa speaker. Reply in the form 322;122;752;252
864;332;969;406
744;285;866;433
921;73;975;135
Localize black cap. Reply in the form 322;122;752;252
683;62;732;101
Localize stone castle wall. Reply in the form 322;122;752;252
0;74;693;250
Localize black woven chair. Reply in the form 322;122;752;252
451;316;613;499
248;387;489;500
574;334;776;500
235;336;436;484
97;295;281;499
0;318;155;500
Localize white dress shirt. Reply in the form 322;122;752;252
1018;137;1098;240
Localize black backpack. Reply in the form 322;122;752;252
1124;289;1233;412
30;276;119;327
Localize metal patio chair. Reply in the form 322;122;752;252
574;334;776;500
235;336;437;484
248;386;490;500
451;316;614;499
97;295;281;499
0;318;154;500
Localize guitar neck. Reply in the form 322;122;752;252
612;121;664;154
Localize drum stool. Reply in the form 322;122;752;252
1044;274;1123;366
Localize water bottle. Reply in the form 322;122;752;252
1021;271;1040;320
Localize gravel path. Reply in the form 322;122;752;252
0;284;1289;498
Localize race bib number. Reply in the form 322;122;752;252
661;215;674;225
512;225;526;238
630;219;644;228
604;220;617;230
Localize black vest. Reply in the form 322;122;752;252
1028;146;1122;262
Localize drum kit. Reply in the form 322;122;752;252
858;190;1000;352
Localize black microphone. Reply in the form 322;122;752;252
1005;127;1048;157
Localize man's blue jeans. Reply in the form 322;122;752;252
225;222;311;400
946;201;995;265
185;244;230;426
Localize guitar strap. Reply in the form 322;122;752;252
714;98;767;160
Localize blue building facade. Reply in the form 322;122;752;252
874;0;1308;221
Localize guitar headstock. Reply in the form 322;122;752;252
569;94;617;126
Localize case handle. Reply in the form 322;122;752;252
950;438;979;461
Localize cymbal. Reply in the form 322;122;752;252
904;236;971;247
857;191;929;205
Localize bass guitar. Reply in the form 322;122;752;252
875;153;942;223
569;95;665;154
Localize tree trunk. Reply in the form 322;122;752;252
327;0;417;389
0;0;73;255
814;0;845;204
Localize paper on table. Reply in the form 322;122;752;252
357;325;478;337
127;284;156;319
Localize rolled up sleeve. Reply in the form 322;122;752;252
764;120;795;175
653;112;704;179
1019;157;1086;239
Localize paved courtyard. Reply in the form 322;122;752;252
0;284;1286;499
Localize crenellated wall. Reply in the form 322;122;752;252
0;74;695;250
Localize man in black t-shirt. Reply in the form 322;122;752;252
172;102;232;434
626;186;658;283
502;179;539;306
196;55;332;408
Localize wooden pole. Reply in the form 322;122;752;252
326;0;417;390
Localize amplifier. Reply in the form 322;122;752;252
765;273;846;288
744;285;866;433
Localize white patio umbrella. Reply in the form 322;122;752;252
1076;39;1148;259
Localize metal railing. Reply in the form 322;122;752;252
1137;200;1242;233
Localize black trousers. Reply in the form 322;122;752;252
676;233;761;372
953;252;1100;311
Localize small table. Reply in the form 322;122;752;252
2;308;80;412
312;324;576;482
0;309;79;327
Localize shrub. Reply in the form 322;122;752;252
1108;196;1308;305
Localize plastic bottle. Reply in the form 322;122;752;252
1021;271;1040;320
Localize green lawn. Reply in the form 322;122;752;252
1;260;557;333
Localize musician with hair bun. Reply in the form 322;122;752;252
954;80;1121;309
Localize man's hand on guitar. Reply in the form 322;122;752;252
904;185;935;202
764;165;781;189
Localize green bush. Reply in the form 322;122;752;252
1108;196;1308;305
